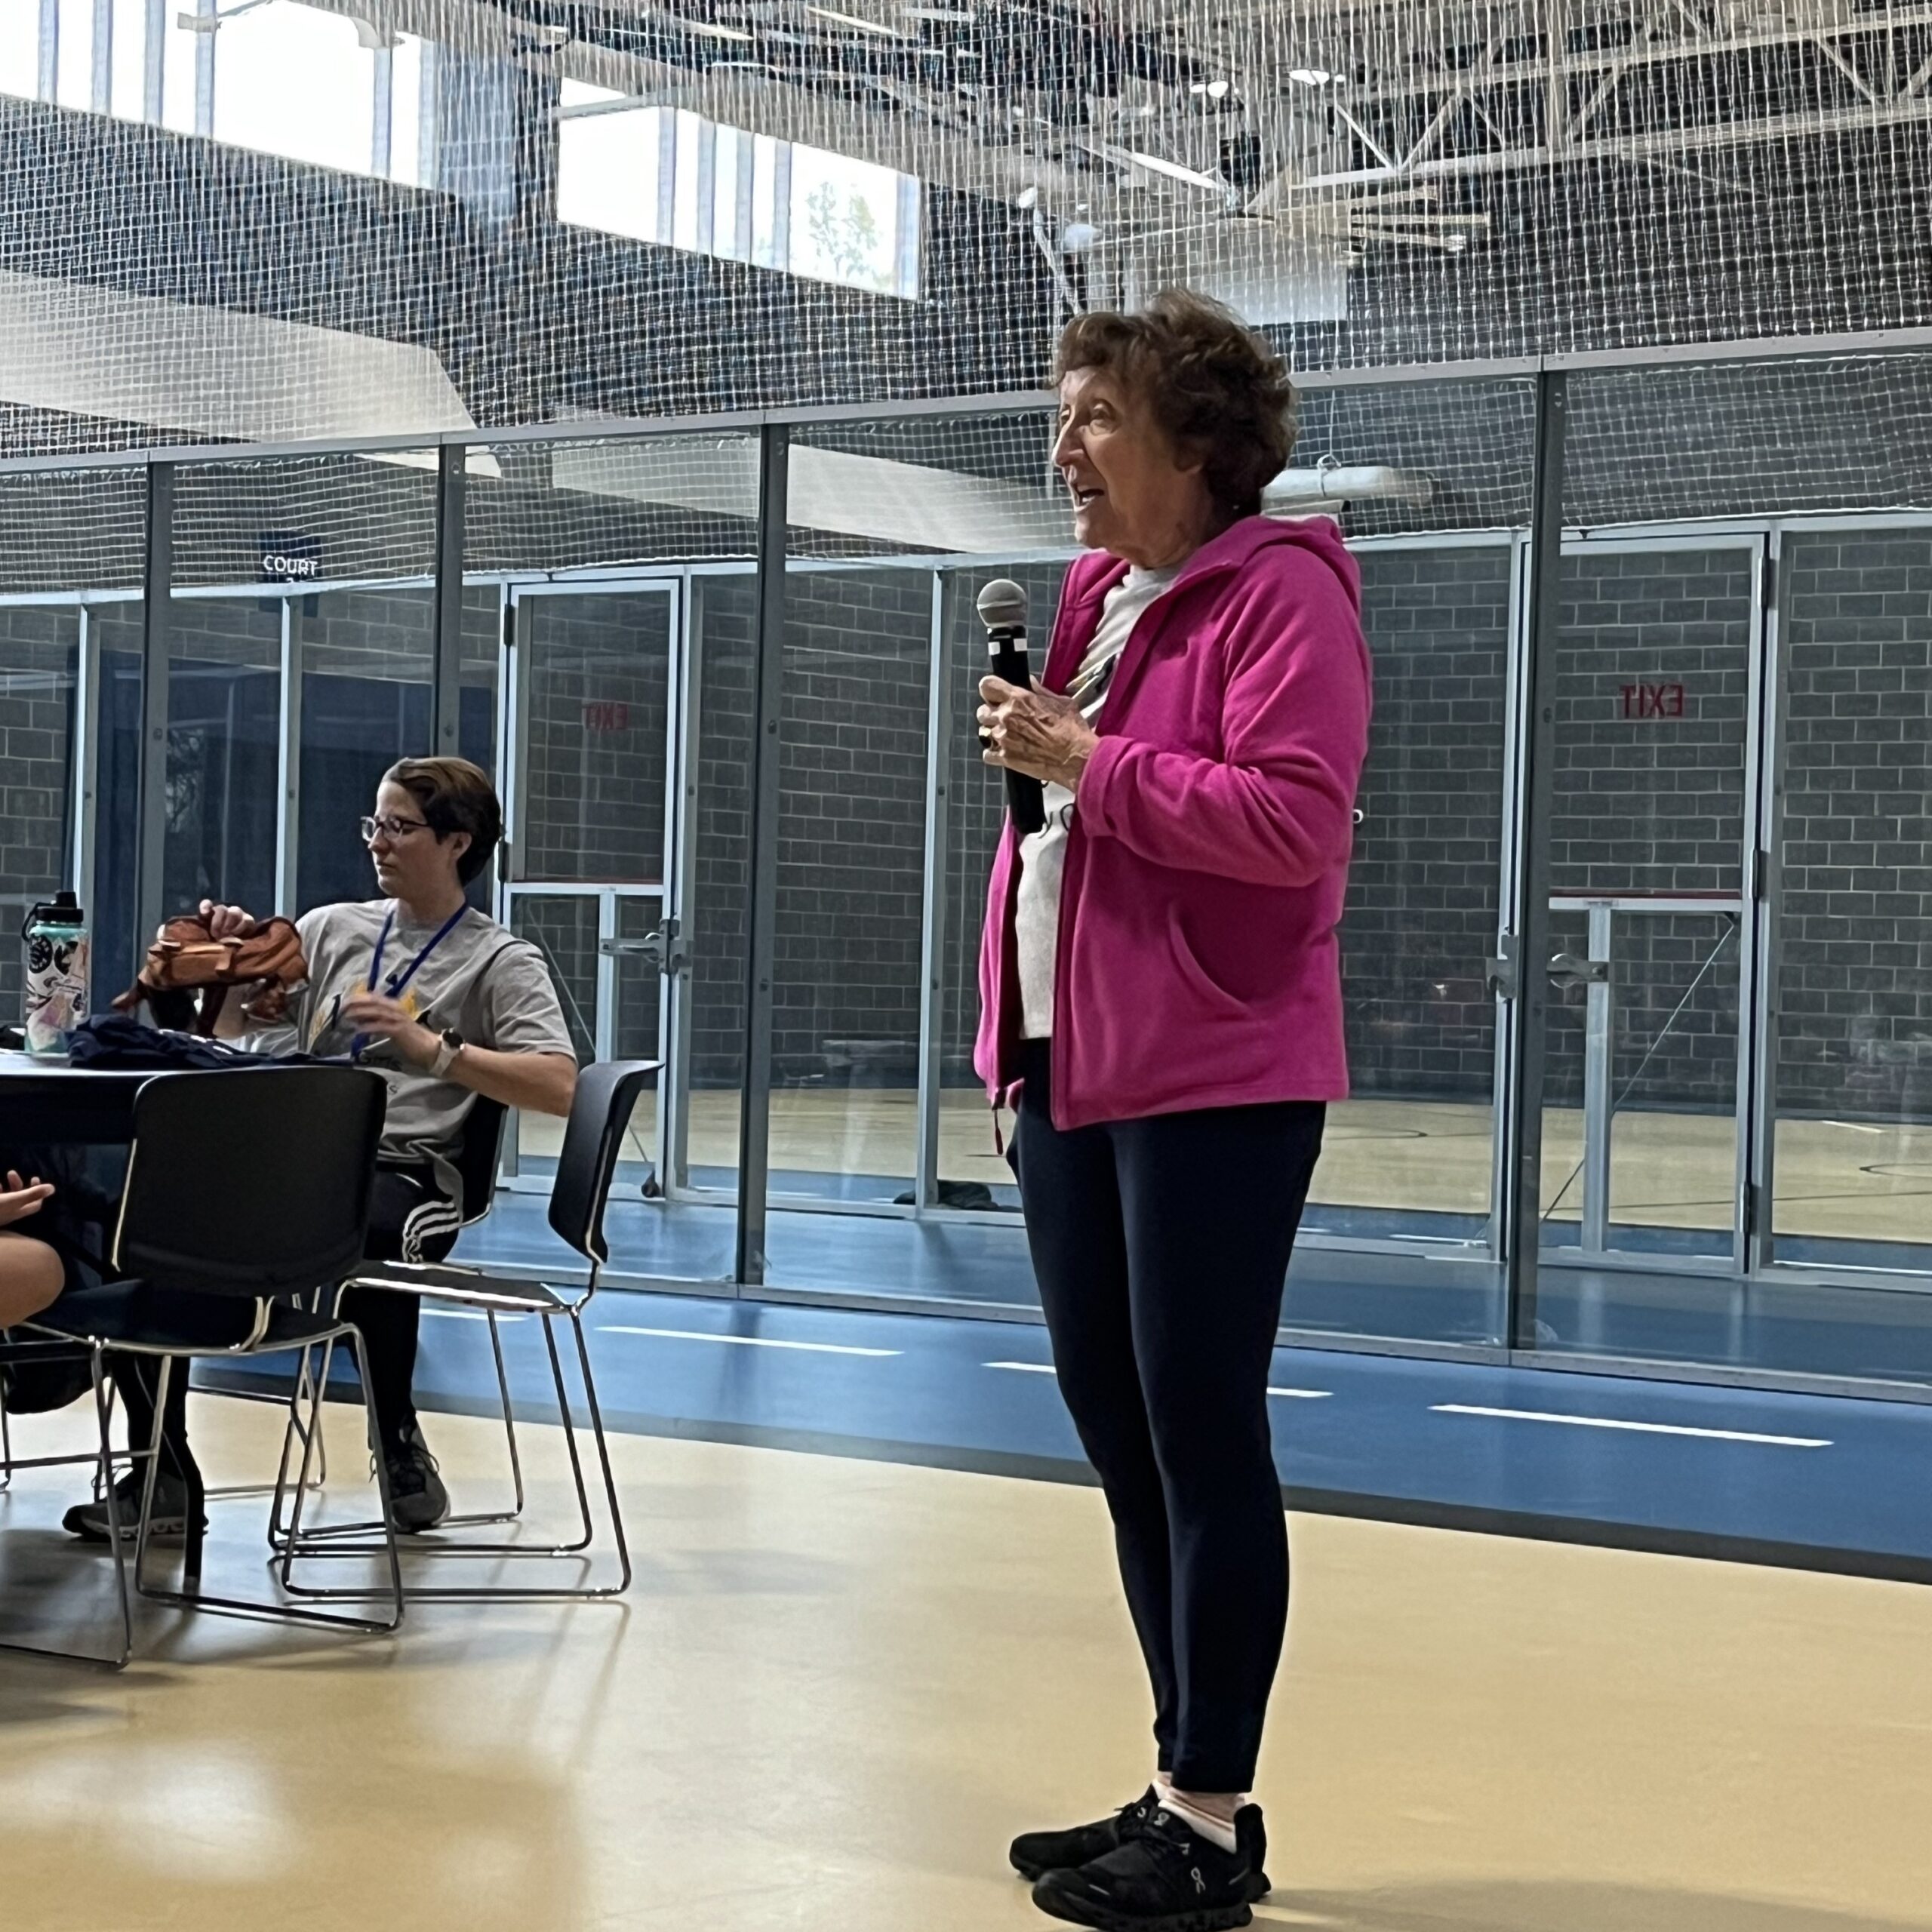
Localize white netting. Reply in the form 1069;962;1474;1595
5;0;1932;459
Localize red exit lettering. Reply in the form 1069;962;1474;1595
583;700;632;733
1620;682;1685;721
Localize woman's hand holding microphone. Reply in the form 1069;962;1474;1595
977;677;1099;791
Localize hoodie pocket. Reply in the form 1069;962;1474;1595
1165;917;1251;1020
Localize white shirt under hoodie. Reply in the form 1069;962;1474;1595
1014;565;1180;1038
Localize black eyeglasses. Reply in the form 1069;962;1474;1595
359;814;432;845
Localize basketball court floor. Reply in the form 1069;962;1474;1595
2;1301;1931;1930
0;1390;1929;1932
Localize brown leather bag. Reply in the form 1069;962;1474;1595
114;915;309;1037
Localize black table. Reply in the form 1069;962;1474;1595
0;1051;155;1146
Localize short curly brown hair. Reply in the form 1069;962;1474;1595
383;756;502;884
1054;290;1297;520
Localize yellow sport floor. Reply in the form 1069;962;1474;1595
1;1395;1930;1930
518;1090;1932;1245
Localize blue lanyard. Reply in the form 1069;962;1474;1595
349;903;469;1060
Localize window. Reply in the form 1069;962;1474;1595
0;4;37;100
210;0;374;176
55;0;93;109
555;82;666;245
109;0;146;118
18;0;423;183
788;143;915;298
557;94;921;300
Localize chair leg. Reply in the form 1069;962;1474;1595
274;1304;630;1601
488;1311;527;1518
568;1306;632;1595
0;1348;137;1669
1;1376;13;1489
131;1339;402;1636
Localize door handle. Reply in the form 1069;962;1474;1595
1548;952;1611;989
599;917;688;976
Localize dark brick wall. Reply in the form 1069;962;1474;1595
1780;531;1932;1121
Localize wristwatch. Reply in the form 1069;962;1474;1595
429;1026;465;1078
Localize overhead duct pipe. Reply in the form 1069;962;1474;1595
1264;463;1435;510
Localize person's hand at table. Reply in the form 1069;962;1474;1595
341;993;440;1071
0;1171;54;1229
978;675;1099;790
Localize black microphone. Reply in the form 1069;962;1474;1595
977;578;1047;836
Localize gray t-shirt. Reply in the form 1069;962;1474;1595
244;899;575;1211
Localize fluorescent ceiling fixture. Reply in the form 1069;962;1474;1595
1288;66;1333;85
1189;79;1232;99
683;19;756;42
1118;146;1225;192
808;5;906;35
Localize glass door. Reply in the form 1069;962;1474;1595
1535;537;1766;1287
499;580;680;1186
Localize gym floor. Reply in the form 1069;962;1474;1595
0;1368;1929;1932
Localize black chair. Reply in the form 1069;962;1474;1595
23;1066;401;1657
272;1060;654;1601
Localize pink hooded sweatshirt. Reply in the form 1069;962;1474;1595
974;513;1373;1131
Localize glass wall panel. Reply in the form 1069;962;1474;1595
1774;529;1932;1275
0;605;81;1020
469;434;756;1284
0;466;146;999
171;451;441;921
164;599;280;921
767;559;929;1204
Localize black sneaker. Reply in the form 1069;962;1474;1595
1031;1801;1266;1931
63;1470;199;1543
1012;1788;1162;1883
383;1422;449;1534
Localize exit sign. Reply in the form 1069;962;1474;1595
583;700;631;733
1620;682;1685;721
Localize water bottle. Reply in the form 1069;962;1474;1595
21;891;89;1057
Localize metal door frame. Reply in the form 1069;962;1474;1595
497;573;686;1186
1529;528;1774;1278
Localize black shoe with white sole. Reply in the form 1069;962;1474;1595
1030;1801;1266;1932
63;1470;202;1543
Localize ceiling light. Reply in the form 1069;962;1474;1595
1288;66;1332;86
1188;78;1232;100
808;5;906;36
687;19;758;42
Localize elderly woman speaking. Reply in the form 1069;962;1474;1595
977;291;1371;1931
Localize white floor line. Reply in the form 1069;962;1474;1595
1432;1404;1831;1447
985;1361;1330;1398
603;1326;900;1358
423;1309;526;1324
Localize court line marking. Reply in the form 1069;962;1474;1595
986;1362;1330;1398
1432;1404;1830;1447
423;1309;526;1324
604;1325;901;1358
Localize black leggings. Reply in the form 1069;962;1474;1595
115;1164;461;1481
1009;1039;1324;1795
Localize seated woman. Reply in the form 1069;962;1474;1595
65;755;577;1540
0;1169;63;1327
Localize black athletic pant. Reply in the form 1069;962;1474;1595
115;1164;461;1484
1009;1039;1324;1794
